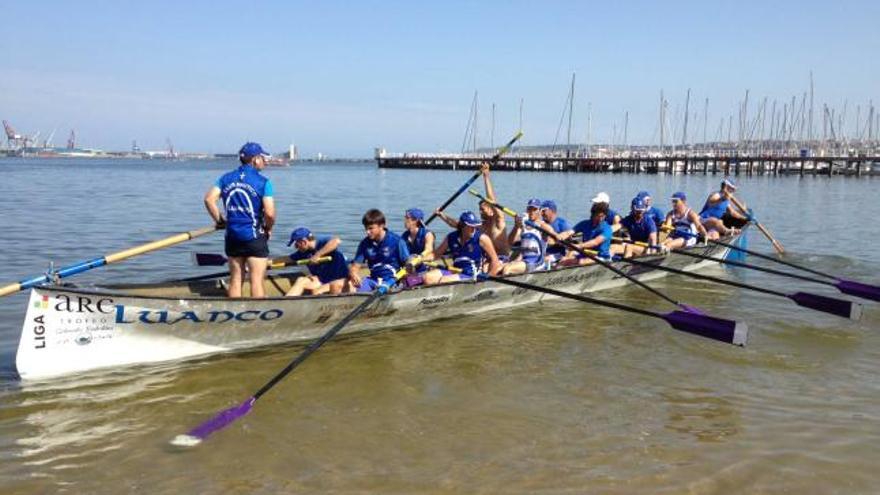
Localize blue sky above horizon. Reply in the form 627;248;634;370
2;1;878;156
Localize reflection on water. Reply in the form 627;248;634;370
0;159;879;493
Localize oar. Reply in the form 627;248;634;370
171;269;407;448
0;225;220;298
728;193;785;254
606;239;862;320
709;239;880;302
482;275;747;346
622;239;880;304
467;189;706;315
193;253;332;269
423;130;523;226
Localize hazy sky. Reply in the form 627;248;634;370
2;1;877;156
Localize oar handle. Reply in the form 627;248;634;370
728;193;785;254
104;226;220;264
269;256;333;269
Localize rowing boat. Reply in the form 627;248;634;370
15;231;747;379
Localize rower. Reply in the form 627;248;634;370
502;199;548;275
421;211;501;285
284;227;348;296
401;208;435;286
591;192;622;232
541;199;574;263
348;209;411;292
619;196;658;258
561;202;613;265
662;192;709;250
636;190;665;228
699;178;747;238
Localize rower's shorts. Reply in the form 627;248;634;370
670;232;697;247
225;235;269;258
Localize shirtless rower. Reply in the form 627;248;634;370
438;162;512;258
662;192;709;250
699;178;748;239
502;198;548;275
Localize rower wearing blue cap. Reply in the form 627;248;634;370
401;208;435;286
503;198;549;275
422;211;502;285
662;192;709;250
541;199;574;262
619;197;658;258
699;178;747;238
284;227;349;296
349;209;411;292
204;141;276;298
636;191;665;228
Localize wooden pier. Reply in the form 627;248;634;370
377;155;879;177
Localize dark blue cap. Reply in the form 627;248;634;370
526;198;542;209
631;197;648;211
459;211;481;227
541;199;558;212
636;190;650;199
405;208;425;221
721;178;737;190
239;142;271;159
671;191;687;202
287;227;312;246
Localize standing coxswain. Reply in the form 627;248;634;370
203;142;276;298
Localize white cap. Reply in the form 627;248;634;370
591;192;611;204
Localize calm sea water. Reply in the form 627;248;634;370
0;158;878;494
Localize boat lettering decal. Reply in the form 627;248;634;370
418;295;450;306
462;289;497;303
33;314;46;350
544;272;594;287
54;294;115;314
114;306;283;325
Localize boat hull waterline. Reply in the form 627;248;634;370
16;237;744;379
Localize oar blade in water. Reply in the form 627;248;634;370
170;397;256;447
193;252;228;266
662;310;748;346
788;292;862;320
835;280;880;303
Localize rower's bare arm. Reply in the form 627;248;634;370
482;163;498;203
316;237;340;257
421;237;448;262
480;234;502;276
435;209;458;229
507;215;523;246
263;197;276;237
727;203;748;220
204;187;223;225
691;210;709;237
422;232;435;257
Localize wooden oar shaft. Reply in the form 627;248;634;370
728;193;785;254
0;225;219;298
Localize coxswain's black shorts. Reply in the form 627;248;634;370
225;235;270;258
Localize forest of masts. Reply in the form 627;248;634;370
457;72;880;159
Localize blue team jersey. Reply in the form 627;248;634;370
604;208;620;226
573;218;613;258
547;217;572;255
519;227;546;269
621;213;657;243
354;230;410;282
402;226;431;273
289;236;348;284
646;206;664;227
446;229;484;277
700;193;729;219
215;164;274;242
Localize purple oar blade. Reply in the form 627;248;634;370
662;310;748;346
789;292;862;320
171;397;256;447
678;304;706;315
835;280;880;303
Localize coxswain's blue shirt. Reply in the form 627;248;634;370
573;218;612;258
354;230;410;282
621;213;657;243
215;165;273;242
289;236;348;284
547;217;572;255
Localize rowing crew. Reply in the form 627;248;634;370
205;142;750;298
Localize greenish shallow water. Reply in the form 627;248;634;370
0;158;878;494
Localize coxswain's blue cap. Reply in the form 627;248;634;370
287;227;312;246
526;198;542;209
405;208;425;221
239;142;271;159
631;197;648;212
636;190;650;199
721;178;737;190
541;199;558;212
459;211;482;227
671;191;687;202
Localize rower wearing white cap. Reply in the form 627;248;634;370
502;198;548;275
591;192;622;232
699;178;747;238
421;211;502;285
662;192;709;250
